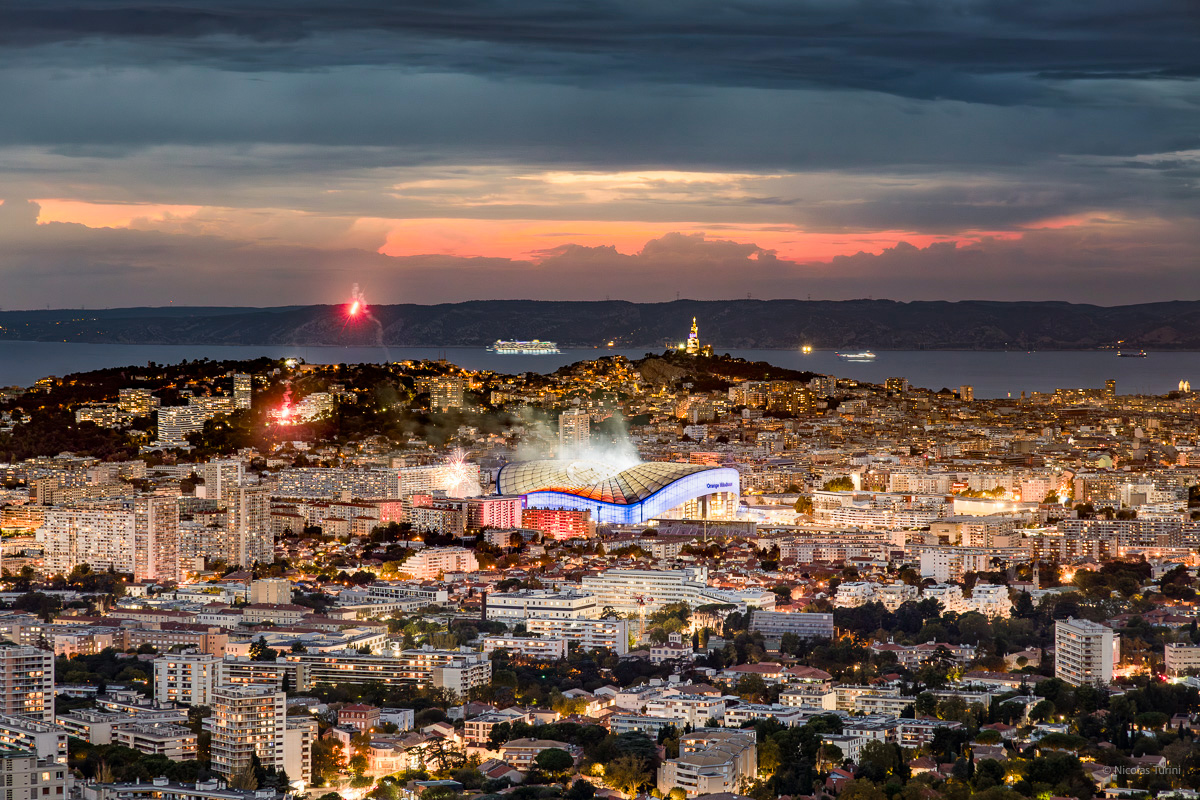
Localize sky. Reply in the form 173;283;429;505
1;0;1199;308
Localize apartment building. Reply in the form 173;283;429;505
748;611;834;640
0;715;67;764
657;729;757;798
480;636;568;660
283;648;491;695
524;617;630;655
1165;643;1200;676
643;695;726;728
42;496;179;581
401;547;479;579
0;647;54;723
483;590;598;621
113;723;198;759
1055;618;1119;686
154;653;220;707
0;743;67;800
209;685;286;779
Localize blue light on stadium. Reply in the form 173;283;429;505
496;459;741;525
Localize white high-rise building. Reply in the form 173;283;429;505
197;459;245;503
41;496;179;581
209;684;286;779
233;374;252;410
558;408;590;452
1055;618;1118;686
0;646;55;723
156;405;212;446
228;485;272;567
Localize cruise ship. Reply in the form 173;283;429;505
487;339;561;354
836;350;877;361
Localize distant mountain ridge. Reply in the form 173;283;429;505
3;299;1200;350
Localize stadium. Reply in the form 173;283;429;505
496;459;740;525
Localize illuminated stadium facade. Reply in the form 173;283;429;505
496;459;740;525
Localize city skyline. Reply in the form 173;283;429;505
1;1;1199;308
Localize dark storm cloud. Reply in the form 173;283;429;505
1;0;1198;105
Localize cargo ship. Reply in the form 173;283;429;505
836;351;877;361
487;339;561;354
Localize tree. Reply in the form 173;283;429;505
229;762;259;791
856;740;900;782
567;780;597;800
535;747;575;777
311;738;346;786
838;779;886;800
248;637;278;662
487;722;512;751
605;753;650;797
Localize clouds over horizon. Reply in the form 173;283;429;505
5;198;1200;309
0;1;1198;306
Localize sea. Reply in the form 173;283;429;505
1;341;1199;400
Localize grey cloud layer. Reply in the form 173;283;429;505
3;1;1199;105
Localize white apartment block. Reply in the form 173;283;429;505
644;695;726;728
232;374;252;410
484;590;598;621
156;404;214;446
209;684;286;779
481;636;568;660
274;468;400;500
401;547;478;579
723;704;811;728
919;547;992;583
0;743;67;800
283;648;491;695
249;578;292;606
195;459;245;503
525;617;630;655
284;718;316;786
967;584;1012;618
1164;643;1200;677
559;409;591;451
0;646;55;723
922;584;968;614
875;582;919;611
748;611;834;640
657;729;756;798
113;723;198;760
832;582;876;608
581;567;708;613
42;495;179;581
0;715;67;764
580;568;773;614
154;653;220;707
1055;618;1119;686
